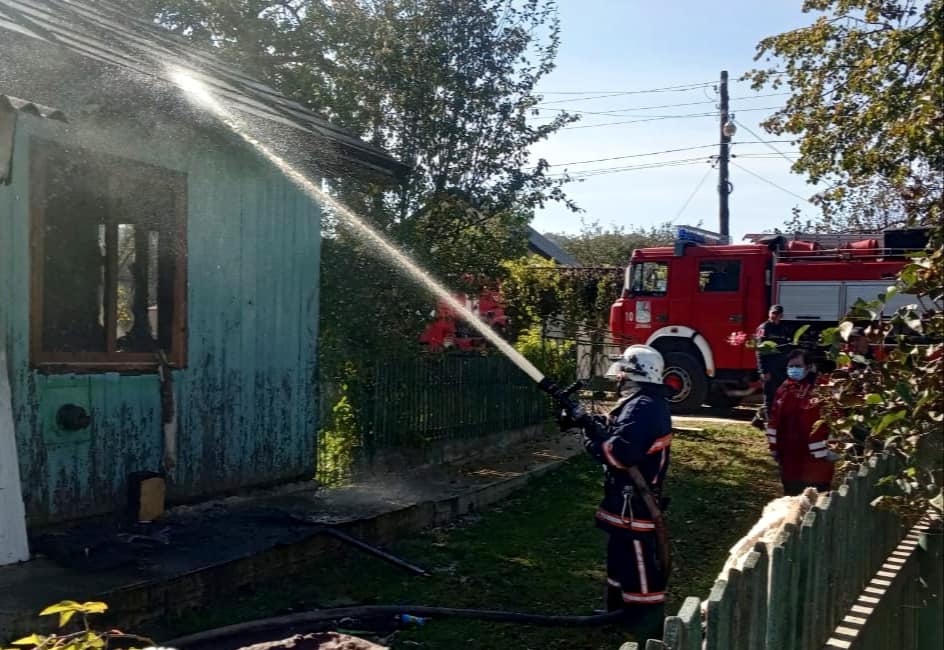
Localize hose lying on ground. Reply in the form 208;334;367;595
166;605;627;649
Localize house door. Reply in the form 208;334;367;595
0;336;30;565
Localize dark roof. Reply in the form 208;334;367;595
526;227;579;267
0;0;408;180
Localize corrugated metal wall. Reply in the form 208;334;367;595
0;114;321;526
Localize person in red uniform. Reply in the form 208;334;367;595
766;349;836;495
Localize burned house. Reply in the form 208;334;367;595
0;0;405;551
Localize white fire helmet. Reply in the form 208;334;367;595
605;345;665;384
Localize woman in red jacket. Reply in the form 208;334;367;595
766;349;835;495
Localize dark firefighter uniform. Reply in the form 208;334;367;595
583;382;672;619
755;317;791;414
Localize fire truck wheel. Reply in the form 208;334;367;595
706;389;742;409
662;351;709;413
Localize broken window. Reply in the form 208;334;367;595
30;138;187;370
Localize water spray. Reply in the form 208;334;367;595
166;70;605;642
171;70;547;387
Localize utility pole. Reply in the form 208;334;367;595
718;70;732;242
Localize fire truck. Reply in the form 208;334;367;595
419;288;507;352
608;226;929;411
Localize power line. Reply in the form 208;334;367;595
562;106;784;130
563;111;716;129
535;92;791;114
550;156;710;179
536;81;715;104
733;119;798;164
548;144;716;167
671;166;715;223
734;153;800;159
545;140;798;167
730;161;810;202
540;81;715;94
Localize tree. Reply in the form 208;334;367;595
746;0;943;232
816;248;943;519
544;219;676;267
142;0;577;371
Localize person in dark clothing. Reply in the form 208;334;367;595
577;345;673;638
753;305;791;428
844;326;876;369
767;349;836;494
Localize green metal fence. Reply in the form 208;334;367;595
316;353;549;483
369;354;548;448
627;452;943;650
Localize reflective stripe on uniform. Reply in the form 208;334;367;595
622;591;666;603
809;440;827;450
633;539;649;593
647;434;672;454
656;448;667;482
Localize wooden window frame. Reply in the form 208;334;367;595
29;137;188;373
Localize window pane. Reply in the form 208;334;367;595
699;260;741;292
117;224;160;352
630;262;669;295
41;182;107;353
33;139;186;367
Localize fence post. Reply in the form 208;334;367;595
704;579;731;650
918;526;944;650
795;508;817;647
747;542;769;650
811;492;833;646
663;596;701;650
765;525;793;650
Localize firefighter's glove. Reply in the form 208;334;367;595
555;408;579;432
554;398;585;429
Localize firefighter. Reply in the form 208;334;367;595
752;304;791;429
844;326;876;369
766;348;836;495
577;345;672;636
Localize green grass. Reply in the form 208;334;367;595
162;422;780;648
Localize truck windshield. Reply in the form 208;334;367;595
628;261;669;296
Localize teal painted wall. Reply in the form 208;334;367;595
0;114;321;526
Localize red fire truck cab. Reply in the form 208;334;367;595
609;227;927;411
419;288;507;352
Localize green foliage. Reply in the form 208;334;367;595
501;254;622;379
500;255;566;339
6;601;151;650
746;0;943;231
142;0;578;376
815;246;943;519
316;375;362;487
543;219;676;267
513;323;575;386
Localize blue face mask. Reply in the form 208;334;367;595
787;366;807;381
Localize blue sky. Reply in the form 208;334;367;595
530;1;826;243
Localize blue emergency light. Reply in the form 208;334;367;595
675;225;729;245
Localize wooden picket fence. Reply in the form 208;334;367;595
627;453;943;650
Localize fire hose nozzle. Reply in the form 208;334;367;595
537;377;584;402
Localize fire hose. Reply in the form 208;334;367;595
165;377;656;650
167;607;626;649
